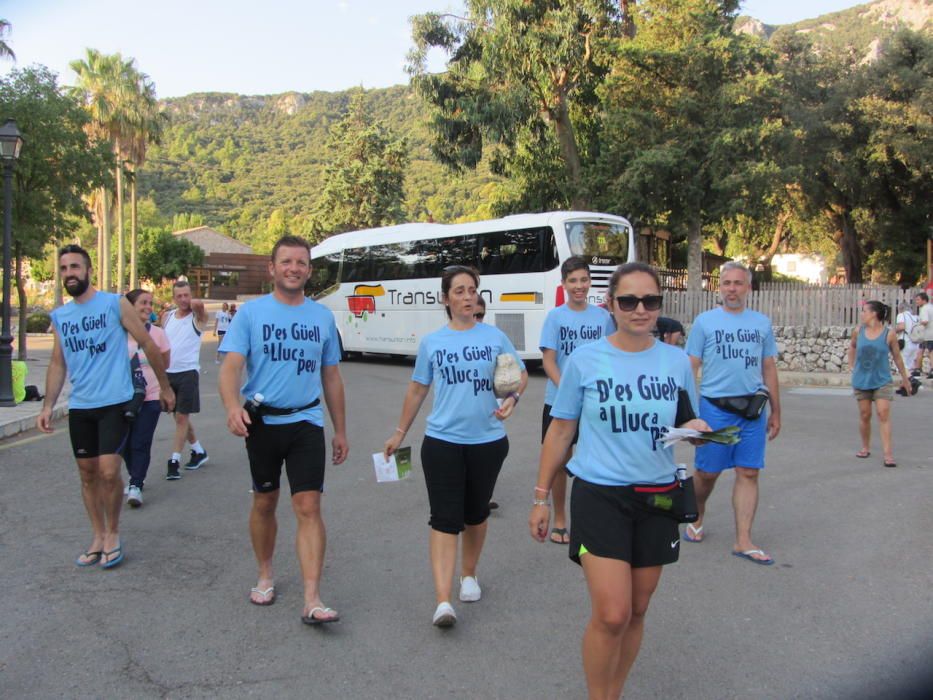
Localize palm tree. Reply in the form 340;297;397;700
70;49;138;290
0;20;15;61
122;71;165;289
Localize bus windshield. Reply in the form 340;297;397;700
565;221;631;266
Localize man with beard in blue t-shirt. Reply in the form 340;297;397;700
38;245;175;570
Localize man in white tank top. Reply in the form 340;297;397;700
162;280;210;480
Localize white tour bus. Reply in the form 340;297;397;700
308;211;635;361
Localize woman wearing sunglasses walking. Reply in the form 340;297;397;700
529;262;708;700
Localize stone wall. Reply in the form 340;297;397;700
772;326;852;372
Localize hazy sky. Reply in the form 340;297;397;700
1;0;869;98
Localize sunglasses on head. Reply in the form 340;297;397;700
615;295;663;312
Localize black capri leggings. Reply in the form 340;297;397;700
420;435;509;534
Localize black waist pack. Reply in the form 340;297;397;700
243;397;321;426
632;479;699;524
708;389;769;420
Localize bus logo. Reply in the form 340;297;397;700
347;284;385;318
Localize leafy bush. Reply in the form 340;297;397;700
26;311;52;333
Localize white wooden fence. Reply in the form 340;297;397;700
663;285;922;327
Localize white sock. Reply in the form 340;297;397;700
172;452;182;463
191;441;204;454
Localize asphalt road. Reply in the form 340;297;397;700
1;341;931;699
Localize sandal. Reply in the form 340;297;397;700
549;527;570;545
250;586;276;606
855;450;871;458
301;605;340;625
684;523;704;543
100;544;124;570
883;459;897;468
75;550;102;567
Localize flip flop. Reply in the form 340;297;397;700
684;523;704;543
250;586;276;606
883;460;897;468
100;544;124;570
301;606;340;625
549;527;570;545
732;549;774;566
855;450;871;458
75;550;102;567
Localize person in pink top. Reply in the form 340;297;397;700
122;289;171;507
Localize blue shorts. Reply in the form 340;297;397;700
695;397;767;472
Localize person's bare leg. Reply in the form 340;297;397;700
292;490;337;620
690;468;720;539
76;457;105;562
186;422;197;448
876;399;893;462
550;448;571;543
429;529;458;604
172;413;190;455
609;565;663;699
97;453;124;561
580;554;632;700
249;490;278;604
857;399;872;454
733;467;767;559
460;521;487;578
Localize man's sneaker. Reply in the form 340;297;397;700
911;368;922;377
459;576;482;602
185;451;209;470
166;459;181;480
126;485;143;508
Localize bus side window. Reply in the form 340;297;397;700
342;247;371;283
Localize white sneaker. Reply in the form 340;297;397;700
126;486;143;508
432;601;457;627
459;576;481;602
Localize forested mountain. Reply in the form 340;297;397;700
137;0;931;253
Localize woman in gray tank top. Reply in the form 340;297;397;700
847;300;912;467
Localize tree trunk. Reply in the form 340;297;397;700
52;237;62;308
101;186;111;291
763;210;791;263
14;246;26;360
687;218;703;293
115;147;125;292
130;175;138;290
549;98;587;209
827;205;862;284
96;218;103;286
620;0;637;39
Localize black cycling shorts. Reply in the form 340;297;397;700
245;420;325;495
569;477;680;569
542;403;580;446
167;370;200;415
68;403;129;459
420;435;509;534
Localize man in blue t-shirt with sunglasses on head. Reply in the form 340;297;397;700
685;261;781;566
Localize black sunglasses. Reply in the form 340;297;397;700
615;295;663;312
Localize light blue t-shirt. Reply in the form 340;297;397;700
539;303;615;405
220;294;340;426
413;323;526;444
51;291;133;409
686;307;777;398
551;338;698;486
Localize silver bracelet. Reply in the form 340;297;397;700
533;498;551;507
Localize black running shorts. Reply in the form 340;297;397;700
420;435;509;534
245;420;325;495
167;370;200;415
542;403;579;445
68;403;129;459
569;477;680;569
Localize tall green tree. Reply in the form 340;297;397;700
0;66;111;356
408;0;622;211
595;0;785;289
310;91;409;237
137;227;204;282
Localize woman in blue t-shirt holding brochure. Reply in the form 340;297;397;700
529;262;709;700
384;265;527;629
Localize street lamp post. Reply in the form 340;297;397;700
0;118;24;407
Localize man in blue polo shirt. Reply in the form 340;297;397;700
219;235;348;625
38;245;175;570
685;262;781;565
